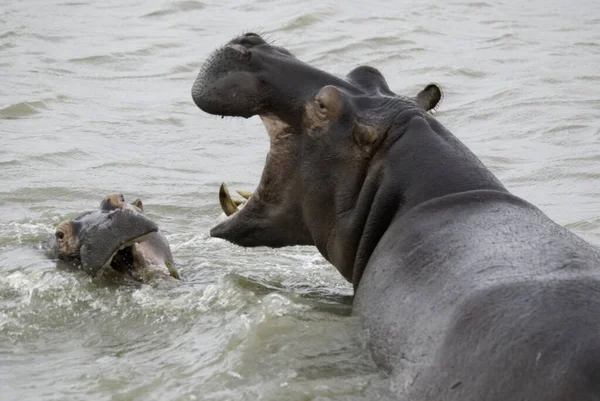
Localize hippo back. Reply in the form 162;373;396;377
354;189;600;400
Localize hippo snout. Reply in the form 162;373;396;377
78;209;159;276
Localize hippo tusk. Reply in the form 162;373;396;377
219;182;239;216
165;260;180;280
235;189;253;199
233;199;245;206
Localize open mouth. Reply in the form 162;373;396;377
99;233;179;280
109;242;136;273
100;232;154;273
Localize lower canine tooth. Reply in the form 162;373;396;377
235;189;253;199
219;182;239;216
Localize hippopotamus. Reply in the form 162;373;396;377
49;194;179;281
191;33;600;400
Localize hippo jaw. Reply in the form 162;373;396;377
193;34;443;282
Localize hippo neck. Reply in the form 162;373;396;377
327;114;507;290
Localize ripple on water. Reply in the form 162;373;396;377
465;1;492;7
575;75;600;81
279;10;336;31
0;30;18;39
0;95;70;119
68;55;117;64
0;221;54;246
142;0;206;18
0;101;47;119
138;117;184;126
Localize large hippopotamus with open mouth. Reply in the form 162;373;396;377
48;194;179;281
192;33;600;400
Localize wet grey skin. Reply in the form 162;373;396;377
192;33;600;401
49;194;179;281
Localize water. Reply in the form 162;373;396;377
1;0;599;399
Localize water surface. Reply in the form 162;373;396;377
1;0;599;400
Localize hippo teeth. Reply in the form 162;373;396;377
235;189;252;199
218;182;251;216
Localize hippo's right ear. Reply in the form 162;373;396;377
310;86;344;123
415;83;443;112
132;199;143;211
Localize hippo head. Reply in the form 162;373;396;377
50;194;160;277
192;34;445;285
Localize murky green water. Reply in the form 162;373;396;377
1;0;599;400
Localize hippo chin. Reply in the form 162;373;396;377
49;194;179;282
192;33;600;401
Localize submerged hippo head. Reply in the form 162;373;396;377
192;34;445;282
50;194;179;281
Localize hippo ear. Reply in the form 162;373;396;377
313;85;343;121
352;118;379;150
101;193;125;211
416;83;443;111
132;199;143;211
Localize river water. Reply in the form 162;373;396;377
1;0;599;400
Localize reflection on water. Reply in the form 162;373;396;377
1;0;599;399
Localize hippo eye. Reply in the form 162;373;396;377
56;231;65;240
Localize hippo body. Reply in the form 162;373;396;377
191;34;600;400
49;194;178;281
357;190;600;400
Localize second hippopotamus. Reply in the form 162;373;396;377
48;193;179;281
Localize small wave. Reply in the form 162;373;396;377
576;75;600;81
0;159;20;167
45;67;75;75
0;95;70;119
574;42;600;48
129;276;255;315
138;117;184;127
0;101;46;119
465;1;492;7
0;267;254;341
454;68;487;78
28;148;90;167
544;124;589;135
327;37;417;55
170;63;202;74
486;33;517;43
30;33;74;43
0;42;16;50
68;55;115;64
279;10;335;31
565;217;600;232
0;30;17;39
0;221;53;245
480;19;504;25
481;155;530;172
412;26;444;36
3;187;97;207
142;0;205;18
